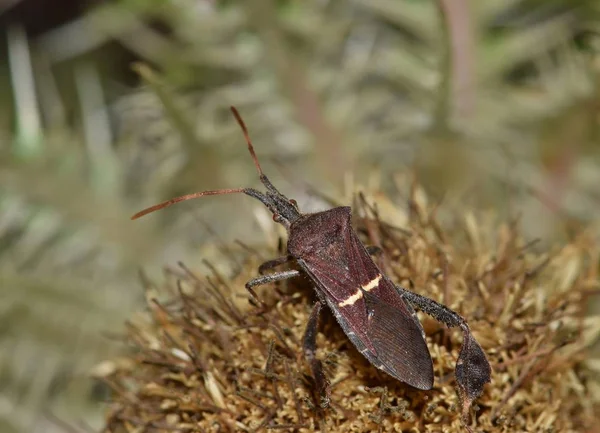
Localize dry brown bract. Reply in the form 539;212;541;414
100;188;600;433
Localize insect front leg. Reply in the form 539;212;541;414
302;301;330;409
246;269;301;289
245;270;302;308
258;255;295;274
394;285;491;430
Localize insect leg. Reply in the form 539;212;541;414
258;255;295;274
365;245;383;256
302;301;330;408
394;285;491;429
395;285;466;328
244;270;301;308
246;269;301;289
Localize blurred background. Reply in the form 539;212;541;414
1;0;599;432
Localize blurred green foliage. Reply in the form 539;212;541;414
1;0;599;432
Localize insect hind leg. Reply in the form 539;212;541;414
394;285;491;430
395;285;466;329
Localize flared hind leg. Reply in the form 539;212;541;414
395;285;491;431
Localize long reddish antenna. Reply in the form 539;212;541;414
230;106;264;177
131;106;275;221
131;188;245;220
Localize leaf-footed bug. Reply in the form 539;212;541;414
132;107;491;431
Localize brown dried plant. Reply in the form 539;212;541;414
100;185;599;433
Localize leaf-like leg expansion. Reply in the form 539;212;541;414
302;301;330;408
258;255;295;274
395;285;491;430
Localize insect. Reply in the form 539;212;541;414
132;107;491;430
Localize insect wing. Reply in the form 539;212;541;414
293;210;433;389
363;291;433;389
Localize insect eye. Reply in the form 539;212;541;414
290;199;298;207
272;214;282;222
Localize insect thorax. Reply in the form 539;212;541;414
287;206;352;257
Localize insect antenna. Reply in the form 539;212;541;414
230;107;264;177
131;188;248;220
229;106;280;195
131;106;297;223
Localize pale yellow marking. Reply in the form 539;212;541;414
338;274;382;307
338;289;363;307
362;274;382;292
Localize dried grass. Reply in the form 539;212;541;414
99;185;599;433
